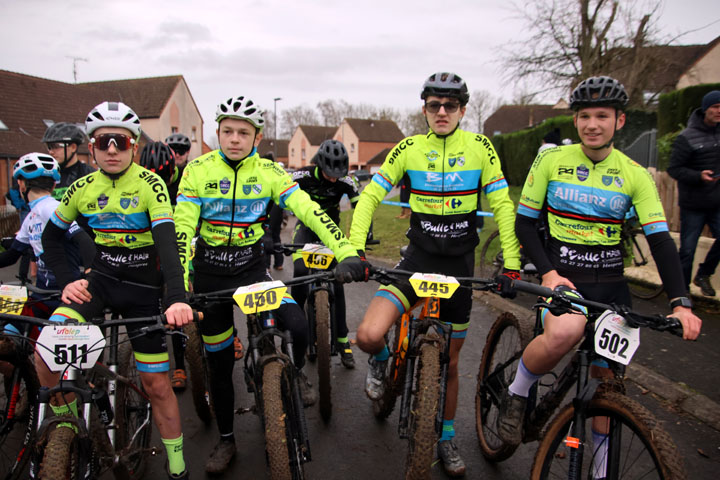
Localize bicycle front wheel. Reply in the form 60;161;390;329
184;321;214;424
262;361;307;480
37;425;80;479
372;316;407;419
531;391;686;480
114;342;152;480
404;338;441;480
0;346;39;479
475;312;532;461
313;290;332;423
480;229;503;279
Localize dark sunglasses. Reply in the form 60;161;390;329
425;101;461;114
169;145;190;155
46;142;68;150
91;133;135;151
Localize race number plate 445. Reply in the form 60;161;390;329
233;280;287;314
37;324;106;372
594;310;640;366
409;273;459;299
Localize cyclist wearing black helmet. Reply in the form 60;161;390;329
291;139;360;368
349;72;521;477
497;77;702;476
140;141;178;203
42;122;96;200
165;133;192;201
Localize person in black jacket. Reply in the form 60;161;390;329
668;90;720;296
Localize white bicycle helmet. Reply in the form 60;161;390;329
13;153;61;182
215;96;265;131
85;101;142;139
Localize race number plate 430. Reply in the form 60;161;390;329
300;244;335;270
233;280;287;314
594;310;640;365
37;324;106;372
409;273;459;299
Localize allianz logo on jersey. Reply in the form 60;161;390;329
207;200;267;216
424;171;465;186
553;186;628;213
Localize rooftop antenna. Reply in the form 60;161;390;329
65;56;88;83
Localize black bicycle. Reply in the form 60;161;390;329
474;279;686;479
189;273;330;480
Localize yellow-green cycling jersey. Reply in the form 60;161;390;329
518;144;668;245
175;149;357;284
350;129;521;270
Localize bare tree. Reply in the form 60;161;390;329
465;90;501;132
502;0;665;108
398;109;428;137
280;105;320;138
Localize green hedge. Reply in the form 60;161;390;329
658;83;720;136
492;110;656;186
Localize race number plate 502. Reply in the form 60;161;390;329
37;324;106;372
593;310;640;365
409;273;459;299
233;280;287;314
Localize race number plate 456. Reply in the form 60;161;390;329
233;280;287;314
37;324;106;372
300;243;335;270
409;273;459;299
594;310;640;365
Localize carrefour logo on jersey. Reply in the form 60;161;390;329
121;234;137;244
220;178;231;194
446;198;462;209
598;226;618;238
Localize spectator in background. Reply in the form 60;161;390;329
538;128;561;154
668;90;720;297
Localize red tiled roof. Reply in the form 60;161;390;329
484;104;571;136
298;125;337;145
0;69;182;158
344;118;405;143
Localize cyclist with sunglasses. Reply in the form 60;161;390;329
42;122;96;201
174;95;368;475
349;72;521;477
40;101;194;480
165;133;192;203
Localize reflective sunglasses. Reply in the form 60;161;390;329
169;144;190;155
91;133;136;151
46;142;68;151
425;101;461;114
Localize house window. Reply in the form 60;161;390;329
302;149;306;160
171;126;179;134
191;126;197;142
291;148;295;157
0;119;7;131
350;143;355;153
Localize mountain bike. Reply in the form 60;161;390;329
474;279;686;479
479;229;539;281
0;283;60;480
3;309;199;480
190;273;329;480
368;267;456;480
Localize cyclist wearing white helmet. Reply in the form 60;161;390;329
174;95;368;474
42;122;96;201
40;101;194;479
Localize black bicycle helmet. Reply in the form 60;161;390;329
314;140;348;178
165;133;191;154
420;72;470;106
569;76;629;111
41;122;86;145
139;142;176;184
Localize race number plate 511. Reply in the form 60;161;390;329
594;310;640;365
233;280;287;314
37;324;106;372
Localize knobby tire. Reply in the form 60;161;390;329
37;426;78;479
313;290;332;422
185;321;213;424
263;361;294;480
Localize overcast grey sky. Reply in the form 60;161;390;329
2;0;718;141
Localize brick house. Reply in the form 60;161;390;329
287;125;337;169
334;118;405;170
257;138;289;165
0;69;203;202
484;101;572;137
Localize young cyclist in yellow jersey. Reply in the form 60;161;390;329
496;77;702;479
174;95;368;474
40;102;194;480
348;72;521;477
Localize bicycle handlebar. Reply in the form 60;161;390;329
188;272;336;304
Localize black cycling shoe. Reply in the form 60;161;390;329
339;341;355;369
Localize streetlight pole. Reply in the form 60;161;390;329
273;97;282;163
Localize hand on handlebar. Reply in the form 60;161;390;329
165;302;194;328
670;307;702;341
62;279;92;305
495;270;521;299
334;254;370;283
540;270;576;291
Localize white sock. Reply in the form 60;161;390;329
592;430;608;479
508;359;542;397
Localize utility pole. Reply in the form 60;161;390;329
65;56;88;83
273;97;282;163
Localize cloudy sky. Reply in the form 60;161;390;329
2;0;718;140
